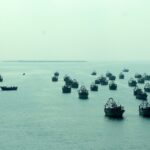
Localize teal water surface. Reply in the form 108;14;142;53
0;61;150;150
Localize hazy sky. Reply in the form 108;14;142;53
0;0;150;61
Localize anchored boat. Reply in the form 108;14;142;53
104;98;125;118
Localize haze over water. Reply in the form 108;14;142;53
0;61;150;150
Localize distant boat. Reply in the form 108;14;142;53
139;101;150;117
62;85;71;93
108;75;116;81
91;71;97;76
78;86;89;99
54;72;59;76
106;72;112;78
71;79;79;88
0;75;3;82
144;83;150;92
143;73;150;81
52;76;58;82
135;73;142;79
119;73;124;79
104;98;125;118
109;81;117;90
137;77;145;84
90;83;98;91
134;87;147;100
128;78;137;87
123;68;129;72
1;86;18;91
22;73;26;76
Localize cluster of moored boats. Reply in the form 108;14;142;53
52;68;150;118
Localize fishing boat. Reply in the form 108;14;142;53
123;68;129;72
119;73;124;79
106;72;112;78
52;76;58;82
90;83;98;91
128;78;137;87
144;83;150;92
64;75;73;86
1;86;18;91
71;79;79;88
0;75;3;82
54;72;59;76
78;86;89;99
100;76;108;85
135;73;142;79
104;98;125;118
135;89;147;100
62;85;71;93
95;78;101;84
91;71;97;76
109;82;117;90
143;74;150;81
137;77;145;84
108;75;116;81
139;101;150;117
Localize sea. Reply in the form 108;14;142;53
0;61;150;150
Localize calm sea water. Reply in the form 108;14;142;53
0;61;150;150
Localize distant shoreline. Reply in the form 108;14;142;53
3;60;87;63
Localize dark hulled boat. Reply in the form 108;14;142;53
54;72;59;76
139;101;150;117
104;98;125;118
1;86;18;91
144;83;150;92
108;75;116;81
128;78;137;87
119;73;124;79
0;75;3;82
143;74;150;81
106;72;112;78
90;83;98;91
99;76;108;85
95;78;101;84
135;73;142;79
109;82;117;90
137;77;145;84
71;79;79;88
123;68;129;72
134;88;147;100
62;85;71;93
52;76;58;82
78;86;89;99
91;71;97;76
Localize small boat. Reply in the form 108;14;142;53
137;77;145;84
109;82;117;90
95;78;101;84
71;79;79;88
123;68;129;72
1;86;18;91
52;76;58;82
0;75;3;82
135;73;142;79
104;98;125;118
143;74;150;81
100;76;108;85
135;89;147;100
78;86;89;99
119;73;124;79
91;71;97;76
144;83;150;92
108;75;116;81
128;78;137;87
106;72;112;78
133;86;142;96
22;73;26;76
90;83;98;91
64;75;73;86
139;101;150;117
62;85;71;93
54;72;59;76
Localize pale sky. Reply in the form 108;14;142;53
0;0;150;61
